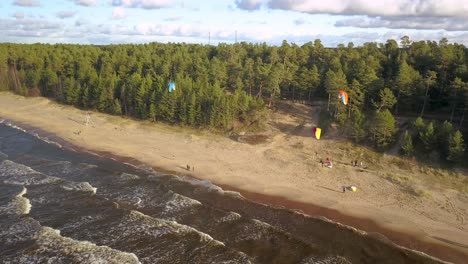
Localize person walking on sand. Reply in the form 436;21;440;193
342;185;357;193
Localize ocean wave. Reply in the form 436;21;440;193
127;210;225;247
3;122;27;133
62;181;97;195
2;121;63;148
176;176;244;198
161;192;202;215
0;160;62;186
300;255;351;264
217;211;242;223
0;186;31;215
119;172;140;181
32;132;62;148
1;217;140;264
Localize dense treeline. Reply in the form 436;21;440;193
0;38;466;161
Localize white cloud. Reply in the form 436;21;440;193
13;0;40;7
336;16;468;31
267;0;468;17
235;0;263;10
112;7;126;19
74;0;97;6
13;12;25;19
0;18;61;38
57;11;77;19
112;0;172;9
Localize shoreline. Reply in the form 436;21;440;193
1;117;465;263
1;93;467;263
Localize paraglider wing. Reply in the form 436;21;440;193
338;90;348;105
315;128;321;140
168;82;176;92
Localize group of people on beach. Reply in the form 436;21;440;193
351;160;361;167
318;157;358;193
319;157;332;168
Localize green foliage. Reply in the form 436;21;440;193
419;121;437;151
414;117;425;134
447;131;466;163
369;110;397;148
351;110;366;142
438;120;454;156
401;130;414;156
373;88;397;111
0;40;467;142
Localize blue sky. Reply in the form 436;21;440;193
1;0;468;46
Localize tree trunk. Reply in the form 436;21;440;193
268;89;276;107
308;86;312;101
256;82;263;99
11;65;20;93
327;93;331;112
420;84;430;117
348;102;351;118
292;85;295;102
395;88;401;115
459;107;466;129
450;103;456;123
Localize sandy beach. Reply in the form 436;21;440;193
1;92;467;263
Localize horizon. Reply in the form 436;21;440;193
1;0;468;47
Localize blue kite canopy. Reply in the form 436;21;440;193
168;82;176;92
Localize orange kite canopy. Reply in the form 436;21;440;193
338;90;348;105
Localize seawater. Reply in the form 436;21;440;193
0;122;444;264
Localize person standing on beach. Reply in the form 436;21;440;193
343;185;357;193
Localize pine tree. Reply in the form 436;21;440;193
351;109;366;142
369;109;397;148
414;117;425;134
113;98;122;115
374;88;397;111
438;120;454;156
401;130;414;156
447;131;465;162
419;121;437;151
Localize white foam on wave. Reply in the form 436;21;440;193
176;176;244;198
35;227;141;264
3;121;62;148
2;217;140;264
32;132;62;148
218;211;242;223
62;181;97;195
120;172;140;181
0;186;31;215
4;122;27;133
15;186;31;214
127;210;226;247
0;160;62;186
162;192;202;214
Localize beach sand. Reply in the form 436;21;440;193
1;92;467;263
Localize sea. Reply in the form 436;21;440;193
0;120;445;264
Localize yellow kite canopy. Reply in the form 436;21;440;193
314;127;321;139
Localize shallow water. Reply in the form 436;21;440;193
0;121;444;264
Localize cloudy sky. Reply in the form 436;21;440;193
2;0;468;46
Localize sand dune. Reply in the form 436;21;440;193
1;92;467;263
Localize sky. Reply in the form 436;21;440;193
2;0;468;47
